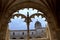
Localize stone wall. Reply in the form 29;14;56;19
10;29;46;39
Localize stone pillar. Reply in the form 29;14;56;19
45;26;50;39
0;24;8;40
5;28;10;40
44;9;58;40
47;17;58;40
0;18;8;40
56;29;60;40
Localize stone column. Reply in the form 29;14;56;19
27;22;30;40
5;28;10;40
44;9;58;40
0;24;8;40
56;29;60;40
48;19;57;40
0;18;8;40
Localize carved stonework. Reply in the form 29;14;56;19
0;0;58;40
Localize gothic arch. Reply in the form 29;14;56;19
7;1;57;40
0;0;57;40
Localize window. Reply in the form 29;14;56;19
32;32;33;35
22;32;24;35
13;32;15;35
9;8;48;40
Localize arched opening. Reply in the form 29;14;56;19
8;8;51;40
3;1;57;40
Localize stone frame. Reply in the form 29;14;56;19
0;0;57;40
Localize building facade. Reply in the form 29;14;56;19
10;21;47;39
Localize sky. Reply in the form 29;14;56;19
8;8;47;30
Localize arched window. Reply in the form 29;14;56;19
9;8;49;40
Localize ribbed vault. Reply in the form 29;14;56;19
0;0;59;40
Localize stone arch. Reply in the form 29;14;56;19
0;0;57;40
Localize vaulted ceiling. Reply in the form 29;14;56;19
0;0;59;28
1;0;60;40
0;0;56;14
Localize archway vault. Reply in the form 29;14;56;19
6;0;57;31
0;0;58;40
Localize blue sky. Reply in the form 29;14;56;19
8;8;47;30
